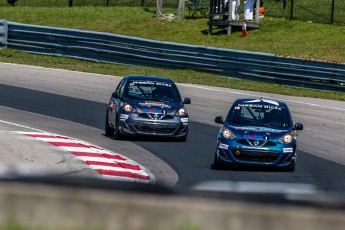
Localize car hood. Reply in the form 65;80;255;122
227;125;291;140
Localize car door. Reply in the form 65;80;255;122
109;78;126;127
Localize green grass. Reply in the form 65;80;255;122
0;6;344;101
1;6;344;62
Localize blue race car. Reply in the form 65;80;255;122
105;75;191;141
213;98;303;171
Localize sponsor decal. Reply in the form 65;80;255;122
120;114;129;120
283;148;294;153
139;102;171;109
231;126;286;133
144;109;162;114
237;104;282;110
130;81;172;87
241;146;269;150
219;143;229;150
244;134;264;140
181;118;189;122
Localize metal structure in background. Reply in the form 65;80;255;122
0;21;344;92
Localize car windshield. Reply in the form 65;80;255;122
125;80;180;102
227;103;291;129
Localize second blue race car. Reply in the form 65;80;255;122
213;98;303;171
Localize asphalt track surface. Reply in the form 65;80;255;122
1;62;345;191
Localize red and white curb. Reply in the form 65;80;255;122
17;131;154;183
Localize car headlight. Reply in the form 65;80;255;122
176;108;186;116
123;103;136;113
222;128;236;139
279;133;294;144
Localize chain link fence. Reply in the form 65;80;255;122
265;0;345;25
1;0;344;24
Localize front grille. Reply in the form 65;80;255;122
134;122;178;135
232;149;280;163
237;139;276;147
138;113;174;120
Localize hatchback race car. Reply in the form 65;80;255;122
105;75;191;141
213;98;303;171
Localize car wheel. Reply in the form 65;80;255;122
114;116;124;140
213;151;224;170
105;110;115;136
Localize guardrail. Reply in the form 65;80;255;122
1;20;344;92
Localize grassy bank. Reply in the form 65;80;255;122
0;6;344;101
1;6;344;62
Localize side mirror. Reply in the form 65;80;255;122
293;123;303;131
112;92;119;98
215;116;224;124
183;98;191;104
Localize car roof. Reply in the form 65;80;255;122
233;98;288;108
124;75;174;83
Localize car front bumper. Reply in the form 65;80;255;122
118;113;189;137
215;141;297;169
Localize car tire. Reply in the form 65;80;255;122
105;110;115;136
213;151;224;170
114;116;124;140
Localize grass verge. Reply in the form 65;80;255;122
1;48;344;101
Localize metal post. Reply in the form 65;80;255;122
177;0;185;19
227;0;232;35
69;0;73;7
331;0;335;24
106;0;109;7
228;0;233;21
290;0;294;20
236;0;240;20
255;0;259;24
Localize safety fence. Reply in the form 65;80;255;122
0;20;344;92
1;0;344;25
267;0;345;25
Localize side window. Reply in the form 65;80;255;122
115;79;125;98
